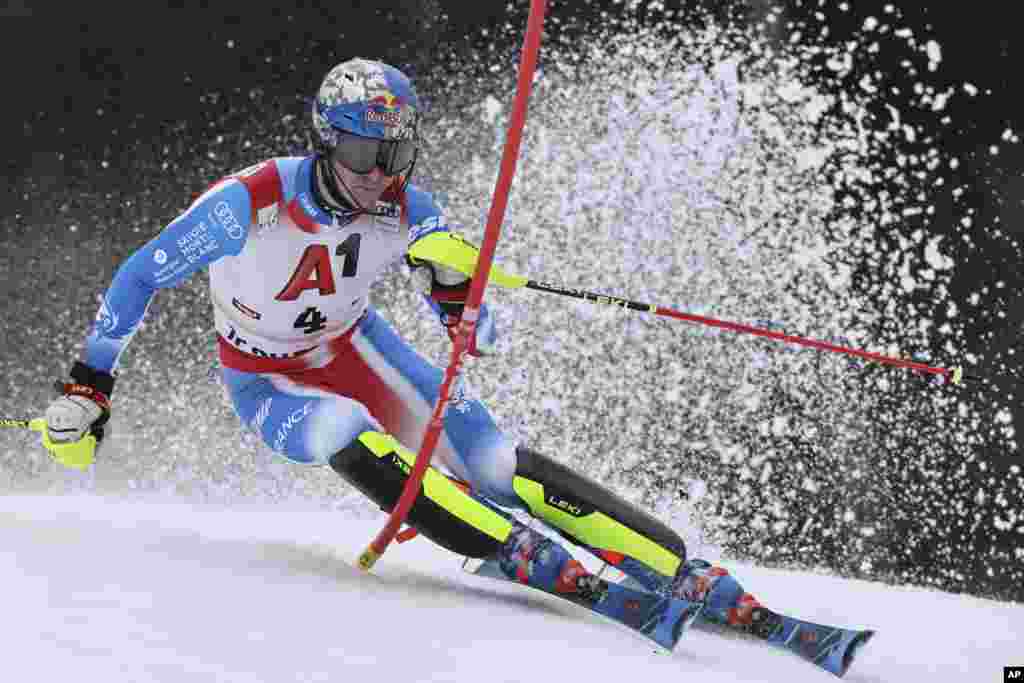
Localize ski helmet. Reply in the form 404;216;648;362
312;58;420;177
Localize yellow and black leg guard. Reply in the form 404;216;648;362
512;446;686;579
329;431;513;558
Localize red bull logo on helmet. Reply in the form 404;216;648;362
365;92;406;127
366;109;404;127
368;93;402;108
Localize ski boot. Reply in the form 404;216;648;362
672;559;875;677
497;523;608;601
484;522;702;650
671;558;777;634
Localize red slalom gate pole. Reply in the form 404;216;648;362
359;0;549;570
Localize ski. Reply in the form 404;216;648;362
681;602;874;678
619;576;874;677
736;607;875;678
466;555;704;651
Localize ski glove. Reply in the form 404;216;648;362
42;362;114;469
408;256;498;357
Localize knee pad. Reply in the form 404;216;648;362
512;446;686;578
329;432;513;558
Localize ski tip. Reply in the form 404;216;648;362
838;629;876;678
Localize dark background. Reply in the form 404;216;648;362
4;2;1023;337
1;1;1022;599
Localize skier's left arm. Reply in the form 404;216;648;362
403;188;497;357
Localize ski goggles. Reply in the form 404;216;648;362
330;132;417;176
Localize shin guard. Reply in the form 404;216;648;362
329;432;513;558
513;446;686;579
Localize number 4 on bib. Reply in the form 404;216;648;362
294;307;328;334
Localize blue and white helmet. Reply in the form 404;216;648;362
312;58;421;146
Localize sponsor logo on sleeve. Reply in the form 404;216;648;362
212;201;244;240
90;295;143;346
154;249;168;265
177;222;219;263
154;257;189;285
408;214;446;244
95;297;119;335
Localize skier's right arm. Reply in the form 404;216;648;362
44;177;253;460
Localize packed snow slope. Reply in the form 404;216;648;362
1;494;1017;683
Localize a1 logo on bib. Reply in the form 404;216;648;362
374;201;401;232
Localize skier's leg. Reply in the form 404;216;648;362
327;430;514;557
515;453;768;620
511;446;687;585
343;308;523;507
221;364;513;557
349;309;689;585
224;315;767;633
218;319;618;599
328;429;610;600
221;367;381;465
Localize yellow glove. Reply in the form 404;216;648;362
42;364;113;471
30;418;98;470
406;232;527;289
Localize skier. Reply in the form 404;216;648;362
42;57;777;646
